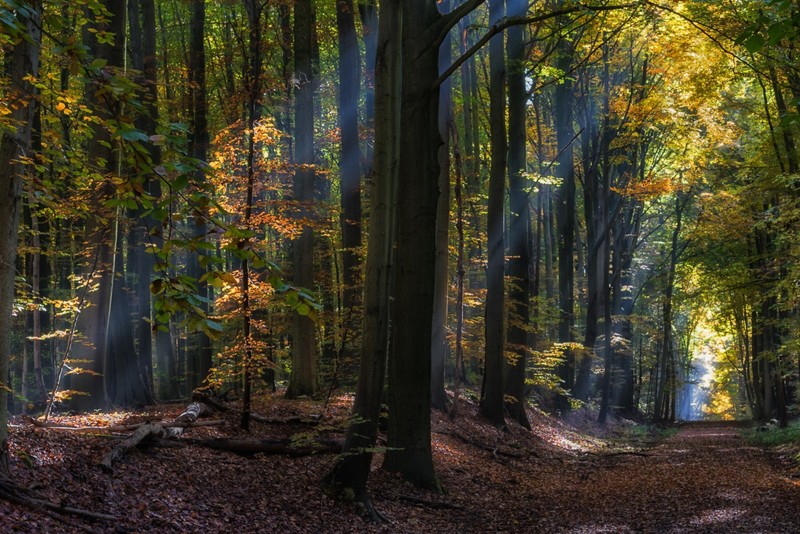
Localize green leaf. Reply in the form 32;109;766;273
119;128;150;143
205;319;223;332
744;34;765;54
172;174;189;191
90;58;107;69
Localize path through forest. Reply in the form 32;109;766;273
3;406;800;533
494;421;800;533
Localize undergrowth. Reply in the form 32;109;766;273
746;421;800;447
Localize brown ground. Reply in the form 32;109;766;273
1;394;799;533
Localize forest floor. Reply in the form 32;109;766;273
1;392;799;533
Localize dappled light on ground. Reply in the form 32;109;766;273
2;395;799;532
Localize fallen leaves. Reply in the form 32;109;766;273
2;397;800;532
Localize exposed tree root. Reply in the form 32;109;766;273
395;494;460;509
353;489;391;524
435;431;526;459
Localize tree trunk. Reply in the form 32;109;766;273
554;22;576;393
382;0;449;490
503;0;530;430
323;0;401;513
186;0;213;393
431;0;453;413
0;0;41;474
71;0;127;411
480;0;507;429
287;0;319;399
337;0;363;325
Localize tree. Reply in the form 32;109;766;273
481;0;508;428
70;0;128;411
336;0;362;324
287;0;319;399
504;0;531;429
185;0;213;394
0;0;41;473
322;0;401;517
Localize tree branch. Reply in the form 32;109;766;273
433;2;643;89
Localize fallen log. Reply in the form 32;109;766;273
25;416;225;434
191;391;230;413
190;437;343;457
100;424;181;473
175;402;212;423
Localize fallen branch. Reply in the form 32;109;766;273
189;437;343;457
0;473;118;529
590;450;651;458
395;494;460;510
249;414;321;426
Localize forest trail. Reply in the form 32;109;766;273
518;421;800;533
4;407;800;533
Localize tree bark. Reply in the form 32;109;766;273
323;0;401;512
186;0;213;393
554;19;576;393
337;0;363;324
287;0;319;399
431;0;453;413
481;0;507;429
382;1;445;490
0;0;41;474
71;0;127;411
503;0;531;429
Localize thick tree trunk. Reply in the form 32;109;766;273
382;1;444;490
503;0;531;430
71;0;128;411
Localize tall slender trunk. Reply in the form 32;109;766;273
481;0;507;428
0;0;41;473
654;195;684;423
186;0;213;393
337;0;363;358
431;0;453;412
287;0;319;398
241;0;263;429
554;22;576;392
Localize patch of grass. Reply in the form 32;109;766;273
746;421;800;447
625;424;678;441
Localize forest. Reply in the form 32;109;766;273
3;0;800;531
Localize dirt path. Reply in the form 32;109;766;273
514;422;800;533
